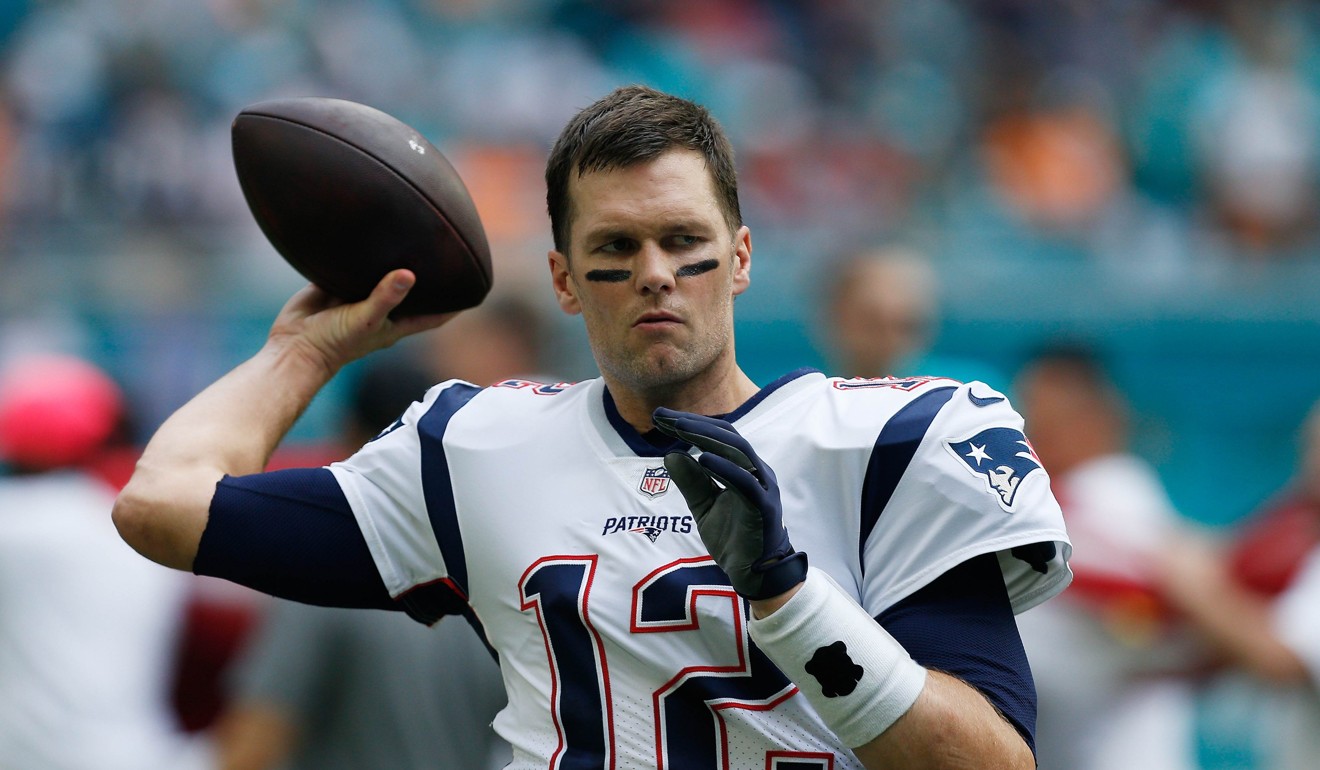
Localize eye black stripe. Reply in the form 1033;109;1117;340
676;258;719;277
585;269;632;282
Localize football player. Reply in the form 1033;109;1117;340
114;86;1072;769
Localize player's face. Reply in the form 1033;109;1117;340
549;149;751;396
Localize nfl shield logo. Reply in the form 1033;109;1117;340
638;467;671;498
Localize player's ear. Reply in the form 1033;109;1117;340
731;226;752;297
549;250;581;315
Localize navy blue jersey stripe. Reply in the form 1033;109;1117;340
417;382;483;597
859;385;957;570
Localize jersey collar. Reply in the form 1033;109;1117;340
599;368;821;457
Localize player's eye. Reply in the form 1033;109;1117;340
668;234;701;249
598;238;636;254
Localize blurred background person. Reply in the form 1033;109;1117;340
422;292;558;386
1012;344;1202;770
1155;396;1320;770
0;354;210;770
817;245;1006;388
211;354;511;770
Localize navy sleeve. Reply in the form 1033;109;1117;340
875;552;1038;754
194;467;464;619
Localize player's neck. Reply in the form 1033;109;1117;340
606;365;760;433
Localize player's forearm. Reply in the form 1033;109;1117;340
147;340;333;474
852;670;1033;769
113;339;334;571
748;569;1032;769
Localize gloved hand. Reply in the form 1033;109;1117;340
653;407;808;600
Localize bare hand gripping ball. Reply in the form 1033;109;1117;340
232;97;492;316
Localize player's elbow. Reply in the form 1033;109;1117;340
112;485;176;568
1004;733;1037;769
925;725;1034;770
938;717;1036;769
112;469;209;572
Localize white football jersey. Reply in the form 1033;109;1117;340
330;369;1071;769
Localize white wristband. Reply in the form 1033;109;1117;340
748;567;927;748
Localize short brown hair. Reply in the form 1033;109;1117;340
545;85;742;253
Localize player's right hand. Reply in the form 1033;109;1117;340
653;408;808;601
269;269;456;375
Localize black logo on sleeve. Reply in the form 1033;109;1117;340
804;641;864;697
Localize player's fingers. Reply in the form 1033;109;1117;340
663;451;719;513
269;284;342;342
654;408;740;439
684;416;777;486
652;407;685;437
362;269;417;320
698;451;766;504
653;408;756;470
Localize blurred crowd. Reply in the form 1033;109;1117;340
4;3;1320;767
2;2;1319;477
5;0;1320;276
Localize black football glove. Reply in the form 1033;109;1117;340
653;407;808;601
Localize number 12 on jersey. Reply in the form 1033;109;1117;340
520;555;824;770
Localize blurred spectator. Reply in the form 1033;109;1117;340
817;245;1005;388
819;246;935;378
1155;397;1320;770
981;94;1126;235
1012;344;1201;770
211;356;510;770
951;64;1205;290
422;292;558;385
1190;3;1320;260
0;354;210;770
1126;1;1320;265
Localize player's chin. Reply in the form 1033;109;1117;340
640;338;691;365
608;349;693;390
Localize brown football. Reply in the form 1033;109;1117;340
232;97;492;316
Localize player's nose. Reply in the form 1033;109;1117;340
634;243;675;296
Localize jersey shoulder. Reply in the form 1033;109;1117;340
397;377;591;434
432;377;593;445
811;376;1072;615
338;376;594;472
803;375;1018;448
776;374;959;436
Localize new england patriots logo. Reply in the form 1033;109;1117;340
631;526;664;542
946;428;1044;512
600;514;693;540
